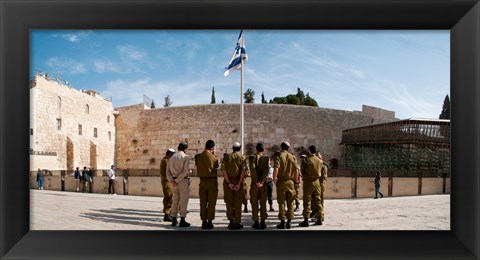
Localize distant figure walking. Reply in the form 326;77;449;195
108;165;116;195
82;167;91;193
36;168;44;190
374;171;384;199
74;167;81;192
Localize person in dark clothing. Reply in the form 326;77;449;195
374;171;384;199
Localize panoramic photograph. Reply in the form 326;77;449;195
29;30;450;231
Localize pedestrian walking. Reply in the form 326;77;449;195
36;168;44;190
82;167;91;193
74;167;81;192
107;165;116;195
374;171;384;199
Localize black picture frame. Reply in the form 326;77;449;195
1;0;479;259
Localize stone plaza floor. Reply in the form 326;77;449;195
30;189;450;231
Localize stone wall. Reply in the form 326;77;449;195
30;75;116;171
115;103;396;170
29;176;450;199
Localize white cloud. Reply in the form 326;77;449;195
45;57;87;75
55;31;92;43
117;45;148;61
93;60;125;73
352;69;365;79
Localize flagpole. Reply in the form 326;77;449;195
240;52;244;154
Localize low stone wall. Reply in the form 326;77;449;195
325;177;352;199
356;177;387;198
29;176;450;199
392;178;419;196
421;177;444;195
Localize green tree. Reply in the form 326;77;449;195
244;88;255;103
261;91;267;103
269;97;288;104
286;94;300;105
164;95;172;107
150;99;156;108
211;86;216;104
269;88;318;107
304;93;318;107
439;94;450;119
296;88;305;105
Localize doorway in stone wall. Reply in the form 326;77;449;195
66;137;74;171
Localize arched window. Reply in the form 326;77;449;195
57;96;61;109
107;115;110;123
85;104;89;114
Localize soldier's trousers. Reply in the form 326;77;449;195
161;179;173;215
276;180;295;220
199;178;218;221
312;180;326;220
243;181;248;206
223;178;244;223
320;180;326;220
302;179;322;219
250;182;268;221
294;184;300;206
171;178;189;218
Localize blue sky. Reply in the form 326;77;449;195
30;30;449;119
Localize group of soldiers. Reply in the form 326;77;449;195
159;140;328;230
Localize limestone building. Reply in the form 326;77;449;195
30;72;116;172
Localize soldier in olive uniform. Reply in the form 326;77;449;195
273;141;300;229
195;140;219;229
248;143;270;229
221;142;248;230
318;153;328;222
160;148;175;222
299;145;323;227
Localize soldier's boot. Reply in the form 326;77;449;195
201;220;208;229
286;219;292;229
228;219;235;230
276;220;286;229
207;220;214;229
299;218;309;227
171;217;177;227
294;204;300;212
260;219;267;229
163;215;172;222
179;217;190;227
233;222;244;230
315;218;323;226
269;204;275;212
252;220;260;229
309;211;315;218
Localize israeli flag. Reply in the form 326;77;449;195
224;30;248;77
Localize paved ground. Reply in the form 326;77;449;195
30;190;450;231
